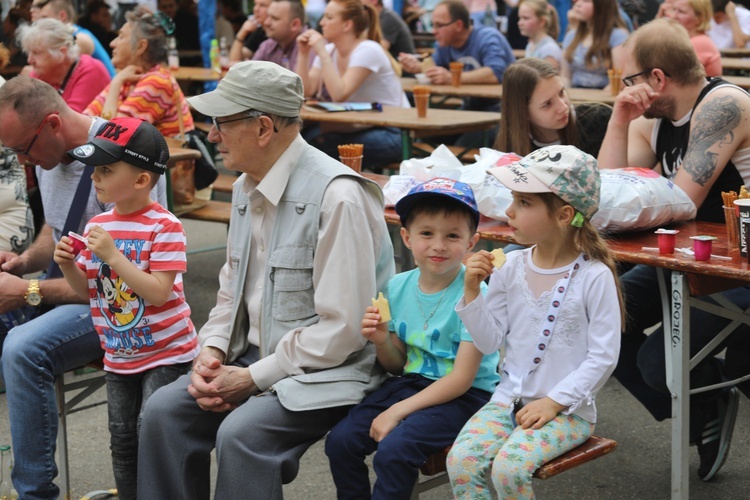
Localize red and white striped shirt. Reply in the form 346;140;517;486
77;202;199;374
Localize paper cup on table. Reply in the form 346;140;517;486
413;85;430;118
734;198;750;256
723;205;740;250
338;143;364;173
608;69;622;96
655;228;678;255
449;62;463;87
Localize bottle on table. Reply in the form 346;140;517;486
219;37;230;73
210;39;221;73
168;37;179;71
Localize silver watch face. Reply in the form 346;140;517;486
26;292;42;306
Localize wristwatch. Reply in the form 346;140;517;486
24;279;43;306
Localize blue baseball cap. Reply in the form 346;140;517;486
395;178;480;227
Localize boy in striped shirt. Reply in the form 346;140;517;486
53;116;199;499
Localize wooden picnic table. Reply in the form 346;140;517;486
172;66;222;82
401;78;616;105
722;56;750;72
300;104;500;159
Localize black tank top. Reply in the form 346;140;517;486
654;78;746;223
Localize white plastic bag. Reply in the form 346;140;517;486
399;144;464;182
382;175;419;207
592;168;696;232
460;149;518;221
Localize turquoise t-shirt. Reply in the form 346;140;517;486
386;266;500;393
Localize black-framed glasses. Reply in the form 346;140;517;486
7;112;58;157
212;111;278;133
622;68;671;87
212;112;261;132
433;19;458;29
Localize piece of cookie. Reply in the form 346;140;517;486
371;292;391;323
490;248;506;269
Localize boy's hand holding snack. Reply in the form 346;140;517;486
86;226;119;263
363;292;390;345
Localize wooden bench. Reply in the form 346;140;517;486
410;435;618;499
212;173;238;195
181;200;232;225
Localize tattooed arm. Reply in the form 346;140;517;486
677;88;750;208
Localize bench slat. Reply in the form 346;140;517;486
418;435;617;479
180;200;232;225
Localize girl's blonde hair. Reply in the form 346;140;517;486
564;0;627;69
331;0;382;43
520;0;560;41
682;0;713;33
495;58;579;156
539;192;625;327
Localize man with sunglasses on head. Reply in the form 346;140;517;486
137;61;394;499
0;76;167;499
398;0;514;113
598;18;750;482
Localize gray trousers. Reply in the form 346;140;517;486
136;346;351;499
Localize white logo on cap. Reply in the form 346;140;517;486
73;145;96;158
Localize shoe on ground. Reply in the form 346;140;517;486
696;386;740;481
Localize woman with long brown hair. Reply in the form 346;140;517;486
296;0;408;170
495;58;579;156
562;0;628;89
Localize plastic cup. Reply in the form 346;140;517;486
415;92;430;118
723;205;740;250
689;236;717;261
449;62;463;87
734;199;750;257
608;69;621;96
745;221;750;263
339;156;363;173
68;231;87;256
655;229;678;255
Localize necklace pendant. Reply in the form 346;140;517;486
423;321;429;330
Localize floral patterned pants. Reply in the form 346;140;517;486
447;401;594;499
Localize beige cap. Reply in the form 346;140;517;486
187;61;304;118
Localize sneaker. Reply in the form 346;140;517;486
696;387;740;481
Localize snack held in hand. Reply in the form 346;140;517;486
371;292;391;323
490;248;506;268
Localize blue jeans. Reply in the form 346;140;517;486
303;125;403;171
613;264;750;431
1;304;103;500
106;362;191;500
325;375;490;500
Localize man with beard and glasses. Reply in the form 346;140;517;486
598;17;750;483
